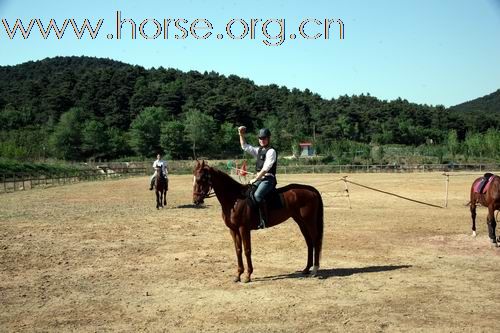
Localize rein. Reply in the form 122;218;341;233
193;189;216;199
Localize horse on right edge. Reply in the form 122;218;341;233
469;173;500;246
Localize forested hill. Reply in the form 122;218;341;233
0;56;498;161
449;89;500;114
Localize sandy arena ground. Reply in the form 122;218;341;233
1;171;500;332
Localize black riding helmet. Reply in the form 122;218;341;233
258;128;271;139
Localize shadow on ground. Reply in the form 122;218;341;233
254;265;412;281
175;204;210;209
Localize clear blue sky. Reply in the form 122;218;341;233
1;0;499;107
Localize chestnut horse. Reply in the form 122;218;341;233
469;174;500;246
192;160;324;283
155;166;168;209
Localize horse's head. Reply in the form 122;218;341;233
193;160;212;205
156;164;164;177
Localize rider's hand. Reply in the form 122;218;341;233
238;126;246;135
249;178;257;185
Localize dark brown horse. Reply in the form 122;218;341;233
155;166;168;209
469;174;500;246
192;160;324;283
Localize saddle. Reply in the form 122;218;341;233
246;186;285;211
474;173;495;194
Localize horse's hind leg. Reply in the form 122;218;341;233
163;189;167;207
470;201;477;237
487;205;497;246
295;219;313;275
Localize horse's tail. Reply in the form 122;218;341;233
312;186;324;260
317;191;324;259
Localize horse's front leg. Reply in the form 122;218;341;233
156;192;160;209
163;189;167;207
229;229;244;282
240;227;253;283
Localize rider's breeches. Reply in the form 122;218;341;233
253;176;276;204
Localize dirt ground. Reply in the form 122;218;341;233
1;171;500;332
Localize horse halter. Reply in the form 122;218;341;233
193;168;215;200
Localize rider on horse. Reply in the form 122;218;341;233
238;126;277;229
149;153;168;190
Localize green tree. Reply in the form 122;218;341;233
370;145;385;164
184;109;216;159
81;120;109;159
263;115;291;154
107;127;131;158
49;107;85;160
446;129;459;160
464;132;483;161
484;128;500;159
129;107;169;157
215;122;240;157
160;120;189;159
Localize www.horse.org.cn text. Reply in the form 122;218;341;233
1;11;345;46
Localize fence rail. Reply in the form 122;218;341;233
1;167;147;193
278;163;500;174
1;163;499;194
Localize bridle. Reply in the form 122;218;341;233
193;168;216;199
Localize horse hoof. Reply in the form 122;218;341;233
242;276;251;283
311;266;319;277
233;276;241;283
472;231;477;237
301;268;311;275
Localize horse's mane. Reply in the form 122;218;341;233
209;166;249;200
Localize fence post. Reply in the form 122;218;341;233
444;173;449;208
341;176;352;209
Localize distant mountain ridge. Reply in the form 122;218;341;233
0;56;499;161
449;89;500;114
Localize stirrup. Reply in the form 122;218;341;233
258;207;266;229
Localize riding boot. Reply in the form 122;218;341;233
258;201;268;229
246;193;264;229
149;177;155;190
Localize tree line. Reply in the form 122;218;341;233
0;56;499;162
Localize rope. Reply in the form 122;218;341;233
230;167;255;176
343;178;443;209
442;172;492;177
443;173;482;177
311;179;343;188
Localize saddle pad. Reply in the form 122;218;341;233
266;190;285;210
473;174;495;194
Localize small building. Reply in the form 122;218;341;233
299;142;315;157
